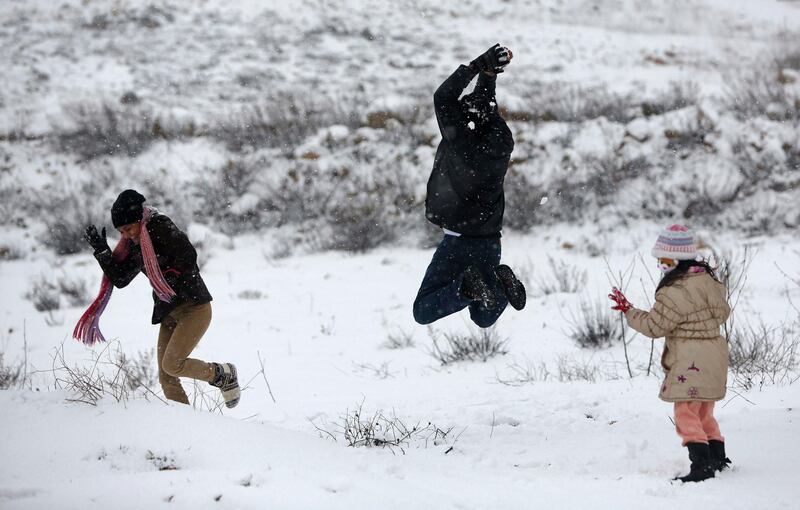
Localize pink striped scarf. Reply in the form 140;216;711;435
73;207;176;346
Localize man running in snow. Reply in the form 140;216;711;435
413;44;526;328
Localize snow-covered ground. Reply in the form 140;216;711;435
1;0;800;508
2;228;799;509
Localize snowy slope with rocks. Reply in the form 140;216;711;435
1;0;800;509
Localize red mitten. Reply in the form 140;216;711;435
608;287;633;313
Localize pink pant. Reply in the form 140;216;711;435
674;401;724;446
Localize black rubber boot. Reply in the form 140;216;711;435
494;264;526;310
459;265;497;310
676;442;716;483
708;440;731;472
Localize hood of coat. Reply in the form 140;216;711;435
467;115;514;161
460;90;497;124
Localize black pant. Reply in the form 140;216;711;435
413;235;508;328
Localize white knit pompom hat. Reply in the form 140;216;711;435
651;224;699;260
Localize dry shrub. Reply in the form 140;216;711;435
312;400;456;454
729;323;799;390
566;297;623;349
55;101;191;160
212;91;365;152
428;328;508;365
534;256;587;296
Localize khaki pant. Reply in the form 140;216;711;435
157;302;215;404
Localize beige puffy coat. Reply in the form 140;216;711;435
625;272;730;402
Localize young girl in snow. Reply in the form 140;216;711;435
608;224;732;482
74;189;240;408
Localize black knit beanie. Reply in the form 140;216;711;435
111;189;146;228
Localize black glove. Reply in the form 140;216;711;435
469;44;512;75
84;225;110;254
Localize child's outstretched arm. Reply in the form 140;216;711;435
625;291;681;339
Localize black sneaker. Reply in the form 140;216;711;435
210;362;240;409
459;265;497;309
494;264;526;310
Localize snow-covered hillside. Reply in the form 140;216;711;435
1;1;799;509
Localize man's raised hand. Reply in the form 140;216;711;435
470;44;513;75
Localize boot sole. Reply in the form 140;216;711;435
495;265;526;310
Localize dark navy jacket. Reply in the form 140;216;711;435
425;65;514;237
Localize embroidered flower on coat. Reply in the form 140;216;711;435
688;362;700;372
687;387;699;398
677;375;687;383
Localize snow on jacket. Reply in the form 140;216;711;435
625;271;730;402
424;65;514;237
94;213;212;324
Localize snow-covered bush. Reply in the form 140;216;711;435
641;81;699;117
555;354;605;383
728;322;800;390
496;356;618;385
428;328;508;365
24;276;61;312
0;352;25;390
502;165;547;231
56;274;91;307
521;82;638;124
25;273;89;312
534;256;588;296
196;158;265;234
585;154;652;207
260;161;347;227
725;56;800;122
116;349;158;392
531;153;651;225
52;343;163;405
314;401;455;453
384;328;415;350
37;174;115;255
324;192;393;253
566;298;623;349
212;91;365;153
495;358;552;385
41;209;93;256
664;112;716;155
0;183;23;227
81;5;176;30
54;101;192;161
0;244;24;261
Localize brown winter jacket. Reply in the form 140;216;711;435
94;212;212;324
625;271;730;402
